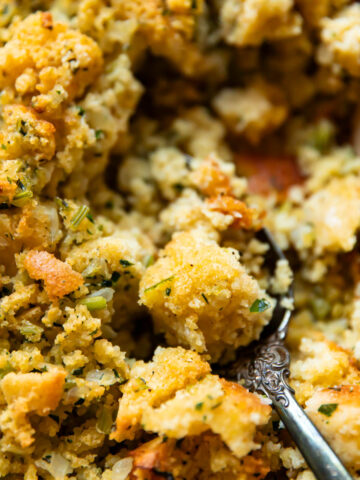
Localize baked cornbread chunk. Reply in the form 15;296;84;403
140;229;272;360
0;368;66;447
112;346;211;441
306;386;360;468
305;176;360;253
212;81;288;144
0;105;56;164
0;11;103;112
3;0;360;476
128;434;271;480
218;0;302;47
77;0;224;78
318;4;360;76
290;334;360;404
113;346;271;459
24;250;84;300
142;374;271;458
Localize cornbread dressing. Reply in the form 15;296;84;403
0;1;359;479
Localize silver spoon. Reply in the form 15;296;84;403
215;228;353;480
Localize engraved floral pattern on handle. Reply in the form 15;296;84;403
238;330;294;407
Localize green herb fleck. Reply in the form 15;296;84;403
195;402;203;411
76;106;85;116
86;212;95;223
55;197;69;209
71;205;90;228
12;188;33;207
250;298;271;313
211;402;222;409
136;377;148;391
19;120;27;136
1;144;6;150
79;295;107;311
144;254;155;267
20;321;43;342
173;183;184;192
95;130;104;140
111;271;121;284
120;259;134;267
165;288;171;296
72;367;84;376
144;276;175;293
201;293;209;304
318;403;338;417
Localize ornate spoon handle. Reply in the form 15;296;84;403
238;331;352;480
271;389;352;480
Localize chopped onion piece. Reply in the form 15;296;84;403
112;457;133;480
88;287;114;301
86;368;118;386
35;453;72;480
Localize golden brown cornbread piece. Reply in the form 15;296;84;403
0;11;103;111
0;104;55;163
142;374;271;458
129;433;270;480
306;386;360;468
0;369;66;447
140;229;271;360
305;176;360;253
112;347;210;441
212;82;288;144
219;0;301;47
24;250;84;300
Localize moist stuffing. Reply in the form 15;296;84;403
0;1;360;479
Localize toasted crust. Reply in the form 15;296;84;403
306;385;360;467
1;369;66;415
129;433;270;480
112;347;210;442
24;250;84;300
191;158;233;197
206;195;256;229
0;12;103;111
0;104;56;163
0;178;17;203
142;374;271;457
140;229;271;360
0;369;66;447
